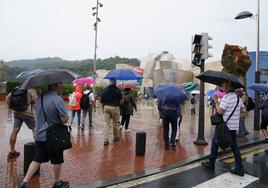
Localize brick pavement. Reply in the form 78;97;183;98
0;100;263;188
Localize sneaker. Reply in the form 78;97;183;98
119;125;123;131
104;140;109;146
201;161;215;170
125;129;130;133
52;180;70;188
175;137;179;141
20;182;28;188
170;143;176;147
230;168;244;176
7;151;20;159
164;145;169;150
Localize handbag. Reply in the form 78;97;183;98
210;113;223;125
41;95;72;152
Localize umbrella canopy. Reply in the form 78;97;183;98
248;83;268;93
183;82;197;92
196;70;244;89
154;82;187;105
16;69;43;80
20;69;79;89
104;68;142;80
207;89;215;99
117;81;136;89
72;77;96;85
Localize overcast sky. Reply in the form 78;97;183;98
0;0;267;62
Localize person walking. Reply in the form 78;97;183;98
236;88;250;137
100;79;123;145
259;97;268;143
119;88;137;133
69;85;82;130
201;80;246;176
80;86;96;131
6;88;37;159
159;98;182;150
20;82;69;188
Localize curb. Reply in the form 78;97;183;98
80;137;264;188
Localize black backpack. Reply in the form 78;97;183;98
80;93;90;110
9;87;28;111
246;96;255;111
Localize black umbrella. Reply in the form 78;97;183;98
196;70;244;89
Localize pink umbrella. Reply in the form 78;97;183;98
72;77;96;85
215;90;226;98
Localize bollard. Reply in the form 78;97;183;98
24;142;40;175
136;131;146;156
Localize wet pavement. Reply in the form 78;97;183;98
0;100;264;188
130;144;268;188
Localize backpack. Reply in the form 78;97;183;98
80;93;90;110
246;96;255;111
9;87;29;111
68;93;77;107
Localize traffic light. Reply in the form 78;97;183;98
192;34;203;66
192;33;213;66
201;33;213;59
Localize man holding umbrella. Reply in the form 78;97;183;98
197;71;247;176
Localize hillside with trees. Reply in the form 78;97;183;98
5;56;140;80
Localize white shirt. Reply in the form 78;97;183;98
219;92;244;130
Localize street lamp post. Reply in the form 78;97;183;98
92;0;103;95
235;0;261;130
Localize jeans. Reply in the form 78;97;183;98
81;104;93;128
238;117;248;135
70;110;81;127
121;115;130;130
162;109;178;146
209;129;243;169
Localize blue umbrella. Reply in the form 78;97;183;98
248;83;268;92
104;68;142;80
16;69;43;80
154;82;187;104
207;89;215;99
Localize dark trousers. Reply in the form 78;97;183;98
70;110;81;127
209;129;243;169
162;109;178;146
121;115;130;130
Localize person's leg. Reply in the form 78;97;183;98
261;117;268;138
104;106;111;144
125;115;130;130
77;110;81;127
53;164;62;182
162;117;170;148
8;115;23;157
208;131;219;166
70;110;75;125
88;104;93;127
120;115;126;130
22;161;41;182
229;130;243;169
112;107;120;140
178;115;182;135
170;117;178;146
81;109;87;129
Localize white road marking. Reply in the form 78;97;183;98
192;172;258;188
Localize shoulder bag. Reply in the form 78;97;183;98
41;94;72;152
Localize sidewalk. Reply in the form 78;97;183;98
0;101;264;188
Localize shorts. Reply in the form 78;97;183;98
13;114;35;129
34;141;64;164
261;117;268;130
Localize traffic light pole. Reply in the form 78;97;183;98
194;59;208;145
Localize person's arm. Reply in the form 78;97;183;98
214;95;224;114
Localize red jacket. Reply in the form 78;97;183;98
69;86;82;110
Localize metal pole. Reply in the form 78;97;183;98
93;0;99;95
194;59;208;145
254;0;260;130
